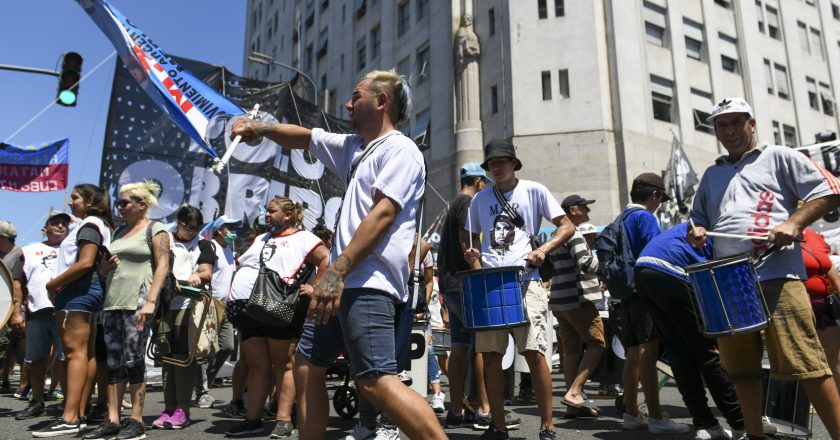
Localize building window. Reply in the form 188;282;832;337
691;88;714;134
833;1;840;20
356;37;366;71
719;33;740;73
772;121;782;145
558;69;569;98
417;0;429;21
774;63;789;99
305;44;313;73
491;85;498;114
811;28;824;60
541;71;552;100
798;22;810;53
538;0;548;19
555;0;564;17
756;1;765;33
650;75;675;123
397;57;410;78
340;53;344;73
807;77;819;110
415;45;430;84
783;124;797;147
683;18;705;61
355;0;366;19
821;82;835;116
714;0;731;8
398;2;410;36
644;1;668;48
370;25;381;59
413;109;430;147
764;59;774;94
489;8;496;36
766;6;780;40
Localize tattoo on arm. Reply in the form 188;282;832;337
331;254;352;276
318;270;342;294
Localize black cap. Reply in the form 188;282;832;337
481;139;522;171
632;173;672;201
561;195;596;211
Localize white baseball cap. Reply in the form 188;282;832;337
706;97;754;123
577;222;598;235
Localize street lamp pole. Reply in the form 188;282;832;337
249;51;319;105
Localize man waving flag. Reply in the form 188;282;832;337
76;0;245;159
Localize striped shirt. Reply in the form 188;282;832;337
548;231;602;311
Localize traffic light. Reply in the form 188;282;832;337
56;52;83;107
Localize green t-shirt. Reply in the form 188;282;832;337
104;221;168;311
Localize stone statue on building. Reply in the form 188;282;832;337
454;13;481;124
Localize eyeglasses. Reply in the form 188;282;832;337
178;221;200;232
114;199;132;208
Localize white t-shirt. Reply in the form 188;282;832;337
54;216;111;278
229;230;323;301
209;241;236;301
20;242;60;314
467;180;565;281
169;235;216;310
309;128;425;302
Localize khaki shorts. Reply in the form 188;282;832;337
718;279;832;382
475;281;549;355
554;302;606;355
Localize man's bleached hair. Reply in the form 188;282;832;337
363;69;413;125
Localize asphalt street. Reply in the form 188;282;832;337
0;370;830;440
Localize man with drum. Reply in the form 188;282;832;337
231;69;447;440
463;139;575;440
436;162;495;429
688;97;840;440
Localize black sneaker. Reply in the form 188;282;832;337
32;417;81;438
115;419;146;440
479;424;509;440
538;427;557;440
516;387;535;402
225;419;264;437
82;421;121;440
15;401;45;420
444;411;465;428
473;413;521;431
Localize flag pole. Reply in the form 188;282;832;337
211;104;261;175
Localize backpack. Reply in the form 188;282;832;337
594;207;643;300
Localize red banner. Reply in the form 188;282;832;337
0;139;69;192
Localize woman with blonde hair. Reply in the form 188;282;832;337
83;180;170;440
225;196;329;438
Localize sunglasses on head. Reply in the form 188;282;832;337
178;221;200;232
114;199;131;208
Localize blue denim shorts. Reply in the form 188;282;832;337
54;276;104;314
443;291;472;348
296;288;412;379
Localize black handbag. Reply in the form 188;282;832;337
246;241;316;327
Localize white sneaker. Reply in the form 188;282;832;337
623;412;647;430
197;393;215;409
373;421;400;440
649;416;692;434
695;424;732;440
344;420;376;440
431;391;445;414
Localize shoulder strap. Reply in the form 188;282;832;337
492;184;525;229
802;245;827;275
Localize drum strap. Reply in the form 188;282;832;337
492;185;526;229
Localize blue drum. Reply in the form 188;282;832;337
458;266;528;331
685;254;769;337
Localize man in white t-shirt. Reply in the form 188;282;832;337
231;69;446;440
464;139;575;440
195;215;241;408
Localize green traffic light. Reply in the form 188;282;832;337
58;90;77;106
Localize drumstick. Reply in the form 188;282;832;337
689;218;701;240
466;205;474;251
705;231;804;242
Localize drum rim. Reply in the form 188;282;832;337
685;253;753;273
765;417;811;437
456;266;525;277
703;320;768;337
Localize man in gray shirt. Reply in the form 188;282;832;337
688;98;840;440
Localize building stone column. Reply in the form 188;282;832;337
453;7;483;179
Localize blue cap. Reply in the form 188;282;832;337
212;215;241;232
460;162;493;183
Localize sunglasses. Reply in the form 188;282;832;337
114;199;132;208
178;221;200;232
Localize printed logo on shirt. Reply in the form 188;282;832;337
748;190;775;257
490;214;516;255
40;254;58;272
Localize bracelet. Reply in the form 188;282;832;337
535;248;547;256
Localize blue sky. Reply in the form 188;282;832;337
0;0;246;245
